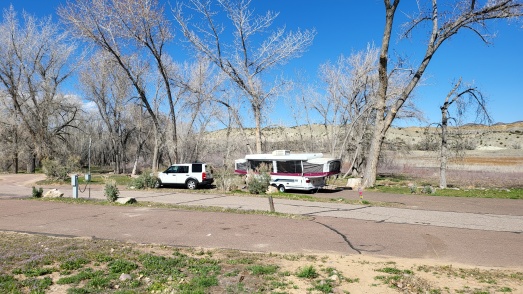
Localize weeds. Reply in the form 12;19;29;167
31;186;43;198
248;264;279;275
296;265;318;279
1;232;521;293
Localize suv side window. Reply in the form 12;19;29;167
192;164;203;173
178;166;189;173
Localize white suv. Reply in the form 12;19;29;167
155;163;214;189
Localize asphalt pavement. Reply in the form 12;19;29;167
1;174;522;268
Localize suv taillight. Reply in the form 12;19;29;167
202;172;206;180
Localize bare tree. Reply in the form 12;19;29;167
0;104;25;172
59;0;178;172
174;0;315;153
80;51;135;174
170;58;225;162
317;47;380;163
362;0;523;187
438;78;491;188
0;7;78;172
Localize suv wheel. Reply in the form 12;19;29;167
186;179;197;190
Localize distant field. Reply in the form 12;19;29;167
380;149;523;188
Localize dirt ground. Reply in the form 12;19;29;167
269;253;523;294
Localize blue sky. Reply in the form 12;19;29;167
2;0;522;126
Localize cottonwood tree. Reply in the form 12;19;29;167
0;7;78;173
174;0;315;153
438;78;491;188
80;51;134;174
362;0;523;187
210;84;254;166
0;104;25;172
316;47;379;169
59;0;179;172
170;58;225;162
288;90;322;153
312;45;416;175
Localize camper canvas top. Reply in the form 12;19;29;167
244;150;324;161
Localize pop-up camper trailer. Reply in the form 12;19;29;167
234;150;341;192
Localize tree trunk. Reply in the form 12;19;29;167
362;1;397;188
439;104;449;188
254;106;262;153
13;128;19;174
151;129;160;173
13;151;19;174
362;118;386;187
27;151;36;174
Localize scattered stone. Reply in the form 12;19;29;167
119;273;132;281
43;189;63;198
266;186;278;194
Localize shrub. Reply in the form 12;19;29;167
32;186;43;198
104;180;119;202
408;183;417;194
41;158;69;181
129;170;157;189
41;156;81;181
213;165;243;192
245;163;271;194
422;185;435;194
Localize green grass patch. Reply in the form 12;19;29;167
248;264;279;275
372;186;523;199
296;265;319;279
36;173;132;186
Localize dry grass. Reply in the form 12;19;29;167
451;156;523;166
1;232;522;294
380;147;523;188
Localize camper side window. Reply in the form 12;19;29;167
249;160;273;172
276;161;302;173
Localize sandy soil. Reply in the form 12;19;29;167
268;253;523;294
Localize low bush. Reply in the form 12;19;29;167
41;159;69;181
128;170;157;189
32;186;43;198
213;166;244;192
41;156;81;181
104;180;119;202
422;185;436;194
246;164;271;195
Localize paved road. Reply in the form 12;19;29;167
1;174;522;268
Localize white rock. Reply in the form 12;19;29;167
119;273;132;281
43;189;63;198
346;178;362;189
266;186;278;194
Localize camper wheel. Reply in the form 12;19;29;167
278;185;286;193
